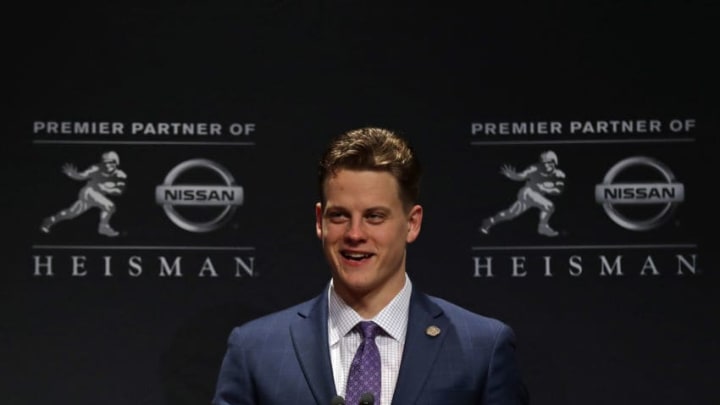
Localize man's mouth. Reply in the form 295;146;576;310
341;251;373;261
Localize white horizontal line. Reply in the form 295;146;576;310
471;244;698;251
470;138;694;145
32;245;255;251
33;140;255;146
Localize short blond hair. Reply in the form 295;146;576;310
318;127;421;209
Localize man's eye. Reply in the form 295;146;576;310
366;213;386;223
327;212;348;223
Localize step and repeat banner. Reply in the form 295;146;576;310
4;4;716;405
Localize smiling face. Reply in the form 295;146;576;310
316;169;422;306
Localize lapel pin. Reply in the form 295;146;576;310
425;325;441;337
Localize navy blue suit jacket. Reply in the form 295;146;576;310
213;287;528;404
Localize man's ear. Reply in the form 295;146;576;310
315;202;323;239
406;204;423;243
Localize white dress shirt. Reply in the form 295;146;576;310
328;274;412;405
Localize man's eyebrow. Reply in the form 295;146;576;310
324;206;348;213
364;206;391;213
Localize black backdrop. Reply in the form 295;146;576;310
4;3;717;405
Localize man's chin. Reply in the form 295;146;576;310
333;275;376;295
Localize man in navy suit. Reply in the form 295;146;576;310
213;127;529;404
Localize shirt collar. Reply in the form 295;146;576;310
328;273;412;345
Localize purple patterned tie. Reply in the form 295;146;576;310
345;321;381;405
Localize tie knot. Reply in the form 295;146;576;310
357;321;381;340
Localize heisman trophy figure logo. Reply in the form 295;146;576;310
40;151;127;237
480;150;566;237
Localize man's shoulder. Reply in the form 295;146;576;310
423;294;511;334
229;294;321;337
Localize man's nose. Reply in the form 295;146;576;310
344;218;367;241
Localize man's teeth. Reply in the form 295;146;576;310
343;253;371;260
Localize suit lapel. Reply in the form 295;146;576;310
290;291;337;404
392;291;449;404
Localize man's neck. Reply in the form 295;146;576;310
335;272;407;319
